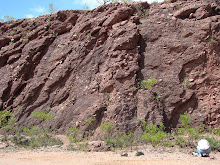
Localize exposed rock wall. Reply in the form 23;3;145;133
0;0;219;135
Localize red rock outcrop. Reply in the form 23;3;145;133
0;0;219;135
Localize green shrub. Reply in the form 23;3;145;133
164;140;173;147
49;4;57;14
175;136;193;148
139;78;156;90
23;124;61;148
22;135;62;148
0;109;62;148
67;126;83;143
23;38;29;44
175;136;186;146
32;110;54;122
179;112;192;128
87;33;92;39
178;112;204;140
83;3;90;10
155;94;161;100
0;113;24;145
209;128;220;136
175;112;205;148
25;110;58;147
135;4;149;18
23;125;40;136
104;92;110;100
84;117;96;125
209;39;217;45
0;15;16;22
0;110;12;128
22;125;61;148
100;122;135;149
100;122;116;144
110;131;135;149
67;142;89;151
141;123;167;146
32;110;54;135
100;122;116;134
66;126;90;151
205;136;220;152
77;142;89;151
183;77;189;87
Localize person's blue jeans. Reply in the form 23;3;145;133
197;146;211;156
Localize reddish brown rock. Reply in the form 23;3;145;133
0;0;219;136
194;4;213;20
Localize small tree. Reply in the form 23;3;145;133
0;110;24;145
0;15;15;22
100;122;116;147
175;112;205;148
32;110;54;136
49;4;57;14
83;3;90;10
67;126;83;143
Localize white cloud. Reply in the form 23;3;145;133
30;6;46;14
146;0;164;3
82;0;100;9
80;0;164;9
25;14;34;18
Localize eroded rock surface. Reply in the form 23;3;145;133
0;0;219;135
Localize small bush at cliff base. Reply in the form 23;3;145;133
112;131;135;148
0;110;12;128
21;135;62;148
100;122;136;149
140;122;167;146
173;112;220;150
67;126;84;143
66;126;90;151
32;110;54;135
208;128;220;136
0;111;25;146
22;125;62;148
100;122;116;147
178;112;205;139
205;136;220;152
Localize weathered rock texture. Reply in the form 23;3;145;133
0;0;219;135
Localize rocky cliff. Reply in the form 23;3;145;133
0;0;219;135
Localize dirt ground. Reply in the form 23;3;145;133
0;147;219;165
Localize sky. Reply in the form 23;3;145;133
0;0;164;20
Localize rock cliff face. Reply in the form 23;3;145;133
0;0;219;134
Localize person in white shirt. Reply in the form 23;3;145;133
197;138;211;157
